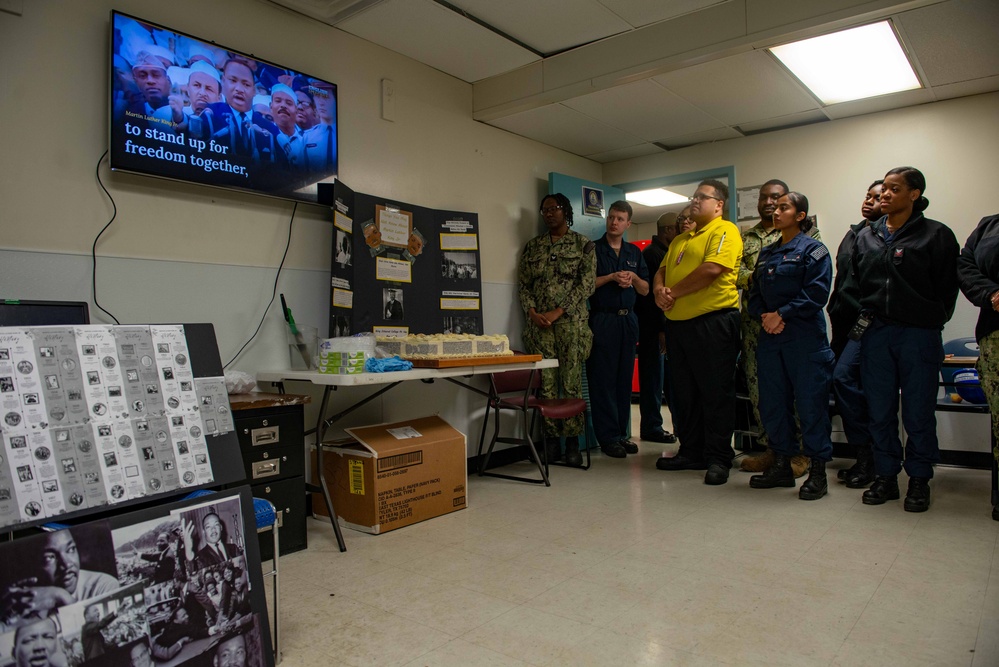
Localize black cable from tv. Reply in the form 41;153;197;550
224;203;297;369
93;149;121;325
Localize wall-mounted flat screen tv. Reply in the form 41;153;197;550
109;11;338;204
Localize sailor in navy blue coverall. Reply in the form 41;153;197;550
587;201;649;458
748;195;834;497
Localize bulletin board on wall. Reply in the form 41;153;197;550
327;180;483;338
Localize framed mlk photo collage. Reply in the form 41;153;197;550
0;486;272;667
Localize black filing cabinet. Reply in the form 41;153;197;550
230;394;310;560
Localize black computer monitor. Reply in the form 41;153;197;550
0;300;91;326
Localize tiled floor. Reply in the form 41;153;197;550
271;410;999;666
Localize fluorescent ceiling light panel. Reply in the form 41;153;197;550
769;21;920;104
626;188;689;207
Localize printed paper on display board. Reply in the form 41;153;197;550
48;426;90;513
150;325;199;415
27;429;67;517
34;328;88;427
115;326;165;418
0;330;26;432
69;422;110;508
9;330;49;431
0;456;20;527
74;325;127;421
92;420;128;503
162;412;200;487
3;431;44;521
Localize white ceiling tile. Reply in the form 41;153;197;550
564;79;724;140
337;0;538;82
931;75;999;102
736;108;829;133
653;50;820;126
597;0;731;28
585;143;665;163
486;104;645;156
655;126;744;149
823;87;936;120
447;0;631;54
898;0;999;87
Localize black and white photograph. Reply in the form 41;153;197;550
442;315;481;335
335;229;352;269
39;347;55;359
97;425;112;437
332;315;351;338
22;393;39;405
42;480;59;493
0;615;69;667
0;521;119;631
16;466;33;482
9;435;27;449
62;458;77;473
175;497;246;573
0;349;9;360
45;375;59;390
103;453;118;467
57;583;146;667
382;288;404;321
157;344;170;354
86;372;100;386
145;384;160;395
162;368;174;381
441;251;478;279
125;370;139;382
0;376;14;393
112;516;186;587
108;386;122;398
80;345;96;356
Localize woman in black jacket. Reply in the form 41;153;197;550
957;213;999;521
851;166;960;512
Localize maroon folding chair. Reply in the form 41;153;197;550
475;367;588;485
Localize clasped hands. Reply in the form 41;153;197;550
761;311;785;334
991;290;999;312
654;286;675;311
529;307;563;329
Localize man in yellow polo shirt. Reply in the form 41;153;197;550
651;179;743;485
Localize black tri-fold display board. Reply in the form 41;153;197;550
327;180;483;337
0;486;273;667
0;324;245;533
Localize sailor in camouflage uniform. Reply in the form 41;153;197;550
518;193;596;467
738;180;821;477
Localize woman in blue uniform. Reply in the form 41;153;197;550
852;166;959;512
747;192;835;500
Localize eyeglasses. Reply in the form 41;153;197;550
675;215;690;223
540;205;563;214
689;193;722;203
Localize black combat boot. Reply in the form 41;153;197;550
799;459;828;500
903;477;931;513
545;437;562;463
862;475;900;505
749;454;795;489
843;445;875;488
564;436;583;467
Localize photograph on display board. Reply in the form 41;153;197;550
442;316;480;335
0;522;119;633
331;316;351;338
441;252;478;280
57;583;146;666
382;289;405;321
334;230;352;269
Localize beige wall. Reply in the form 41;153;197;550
607;92;999;277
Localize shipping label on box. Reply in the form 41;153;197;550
316;415;466;534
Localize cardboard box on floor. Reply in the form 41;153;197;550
313;415;467;534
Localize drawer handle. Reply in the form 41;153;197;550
252;460;281;479
251;426;280;446
276;510;284;528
